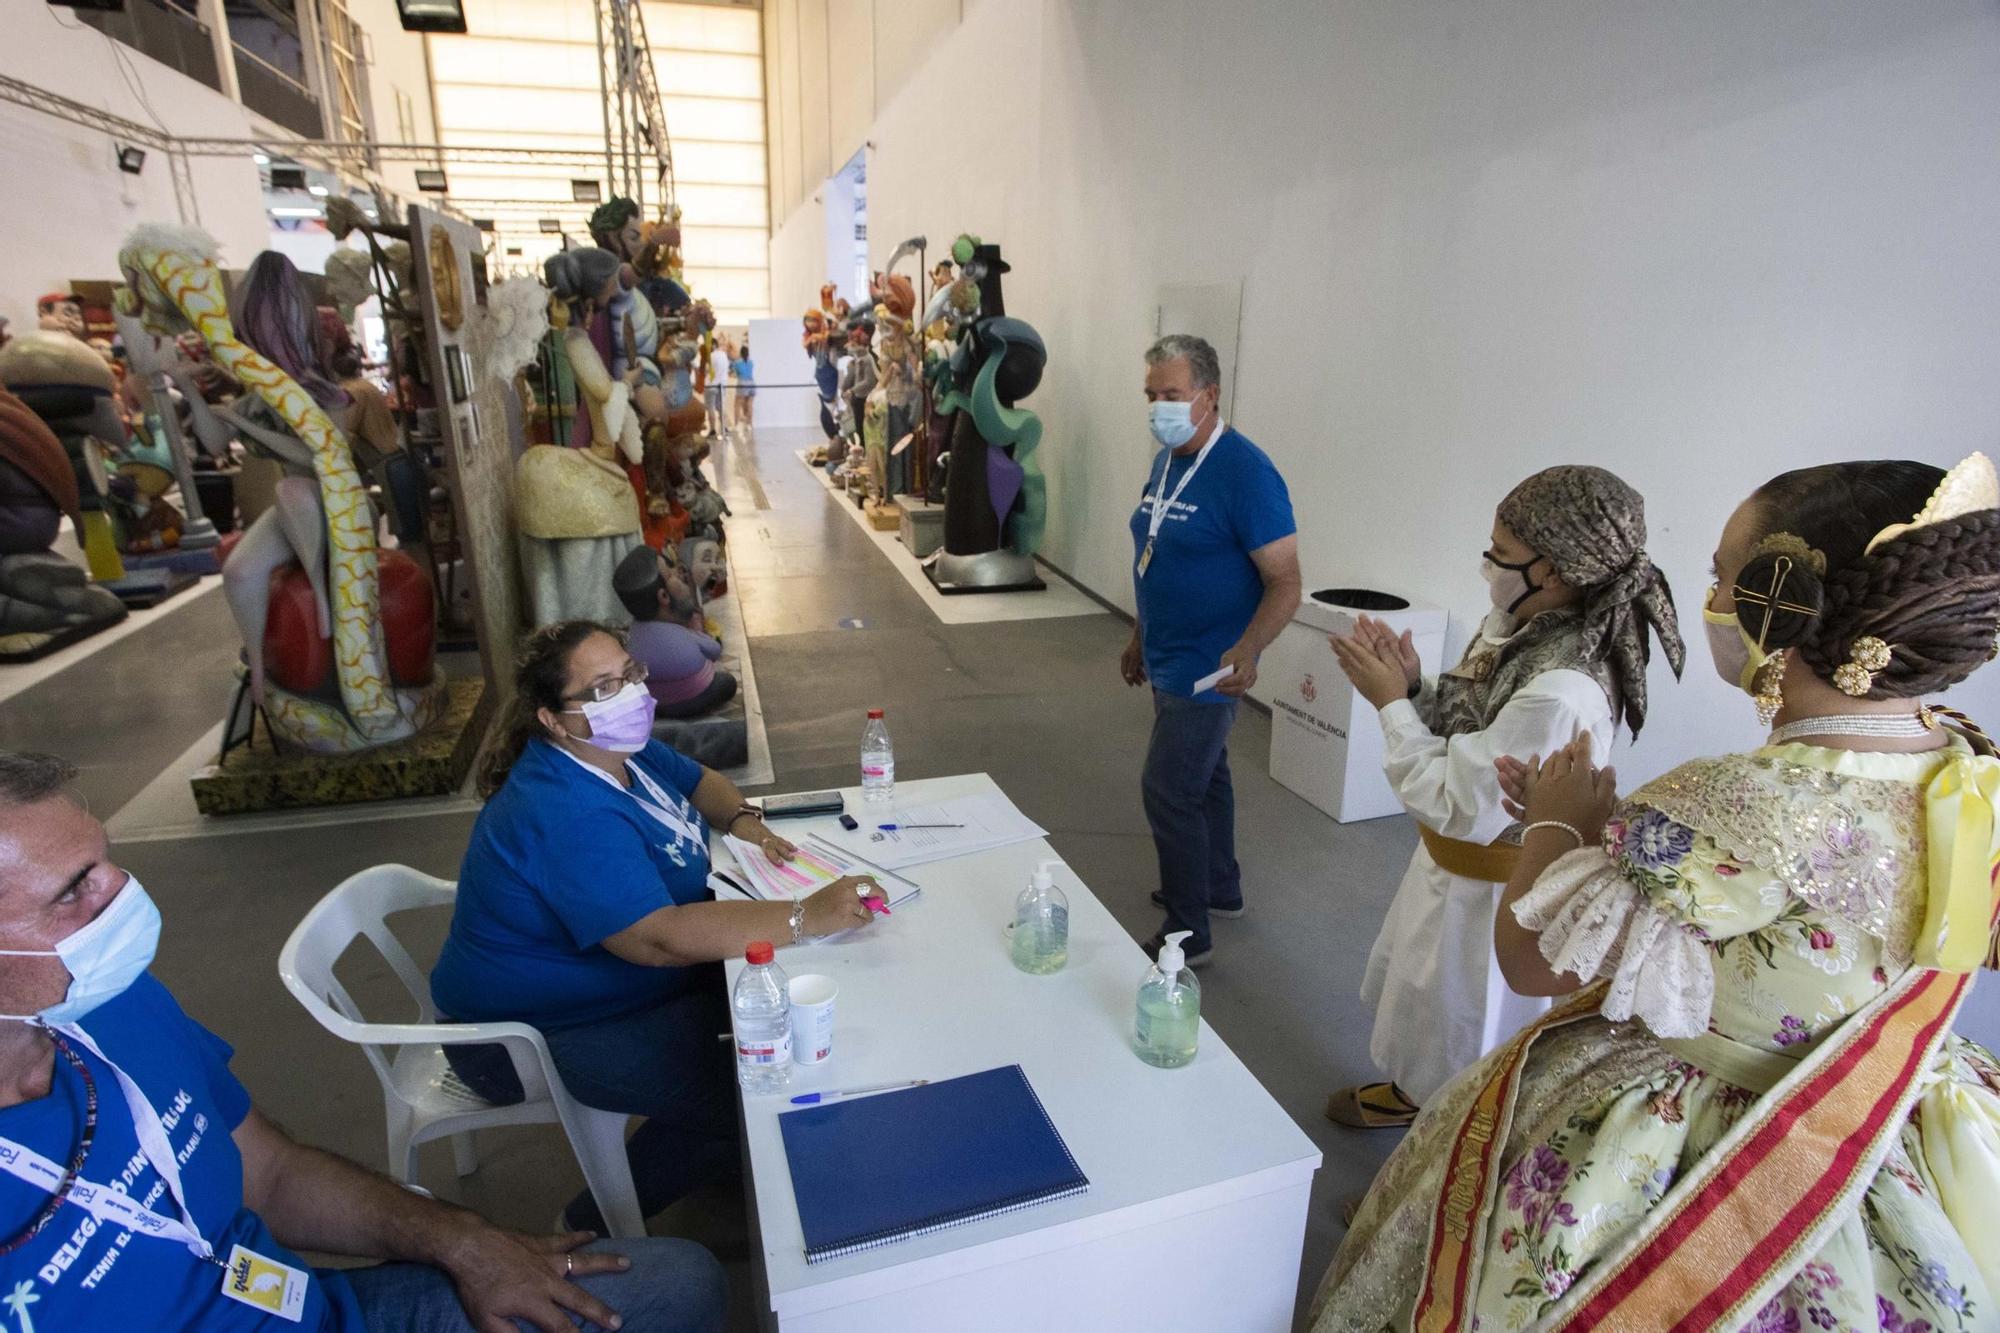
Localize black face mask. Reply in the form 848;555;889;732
1481;551;1543;616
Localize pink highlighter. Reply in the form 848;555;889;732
859;884;891;916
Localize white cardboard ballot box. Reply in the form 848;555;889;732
1264;589;1448;823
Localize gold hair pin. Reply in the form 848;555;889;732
1833;636;1893;697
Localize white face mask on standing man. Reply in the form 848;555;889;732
1148;387;1216;450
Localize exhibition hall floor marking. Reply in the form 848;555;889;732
0;575;223;706
793;450;1106;626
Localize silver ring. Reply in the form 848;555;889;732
564;1253;574;1277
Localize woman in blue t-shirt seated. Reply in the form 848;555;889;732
433;620;885;1233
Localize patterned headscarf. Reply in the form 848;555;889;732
1497;465;1685;734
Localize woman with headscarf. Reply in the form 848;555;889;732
1312;455;2000;1332
1323;465;1684;1135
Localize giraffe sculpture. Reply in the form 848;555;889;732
117;224;442;752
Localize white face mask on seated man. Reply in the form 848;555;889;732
0;873;160;1027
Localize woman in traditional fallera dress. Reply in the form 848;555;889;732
1312;456;2000;1333
1326;466;1684;1129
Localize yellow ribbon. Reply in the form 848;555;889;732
1919;747;2000;971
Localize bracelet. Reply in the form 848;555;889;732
788;900;808;947
1521;820;1587;849
727;805;763;836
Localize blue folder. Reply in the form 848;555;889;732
779;1064;1089;1264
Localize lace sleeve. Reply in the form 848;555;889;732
1513;805;1792;1036
1512;848;1714;1038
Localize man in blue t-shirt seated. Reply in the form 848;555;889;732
1123;334;1301;969
0;750;726;1332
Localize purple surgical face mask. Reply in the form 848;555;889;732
563;680;657;754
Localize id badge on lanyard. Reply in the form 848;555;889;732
0;1027;311;1321
1137;434;1219;578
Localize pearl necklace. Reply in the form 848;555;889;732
1767;709;1934;745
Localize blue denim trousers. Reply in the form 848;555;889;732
445;970;741;1234
1141;689;1242;952
342;1236;726;1331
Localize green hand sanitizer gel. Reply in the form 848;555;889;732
1134;930;1200;1068
1010;860;1070;974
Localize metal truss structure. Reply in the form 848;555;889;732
0;70;633;217
594;0;676;218
2;0;683;240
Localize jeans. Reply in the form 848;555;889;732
1141;689;1242;952
446;973;741;1234
343;1237;726;1332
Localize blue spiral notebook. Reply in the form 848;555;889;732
779;1064;1089;1264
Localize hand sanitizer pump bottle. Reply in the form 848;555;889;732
1134;931;1200;1068
1010;859;1070;974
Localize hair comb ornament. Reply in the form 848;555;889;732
1832;635;1893;697
1864;452;2000;555
1750;531;1827;575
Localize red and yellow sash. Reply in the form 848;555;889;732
1411;983;1609;1333
1541;964;1967;1330
1413;965;1973;1332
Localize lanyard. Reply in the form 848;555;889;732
558;747;708;849
627;765;708;849
0;1024;217;1264
1138;428;1223;574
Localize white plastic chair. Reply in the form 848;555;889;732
277;864;646;1238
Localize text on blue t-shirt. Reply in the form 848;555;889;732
0;975;366;1331
1130;427;1296;698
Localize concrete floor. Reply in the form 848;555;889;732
3;423;1995;1331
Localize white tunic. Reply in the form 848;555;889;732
1358;660;1614;1105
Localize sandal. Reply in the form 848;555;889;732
1324;1081;1420;1129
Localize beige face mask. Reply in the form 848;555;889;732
1701;587;1767;693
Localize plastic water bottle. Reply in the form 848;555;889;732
860;708;895;803
733;941;792;1092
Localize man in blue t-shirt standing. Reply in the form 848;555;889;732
0;749;726;1332
1124;335;1300;967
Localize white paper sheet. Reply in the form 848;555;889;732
815;792;1047;870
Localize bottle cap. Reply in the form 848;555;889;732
1032;859;1060;890
1157;930;1193;974
745;940;774;965
867;708;885;719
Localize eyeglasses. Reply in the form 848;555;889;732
564;661;648;705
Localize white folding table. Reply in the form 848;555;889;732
720;773;1322;1333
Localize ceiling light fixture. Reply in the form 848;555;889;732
394;0;467;34
414;168;449;193
116;144;146;175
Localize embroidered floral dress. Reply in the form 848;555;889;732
1311;742;2000;1333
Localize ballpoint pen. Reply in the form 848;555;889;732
790;1079;928;1105
876;823;964;831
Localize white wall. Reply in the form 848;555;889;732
769;0;2000;783
0;4;268;329
344;0;440;203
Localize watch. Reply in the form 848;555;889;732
788;900;809;947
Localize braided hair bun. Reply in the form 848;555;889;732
1748;461;2000;698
